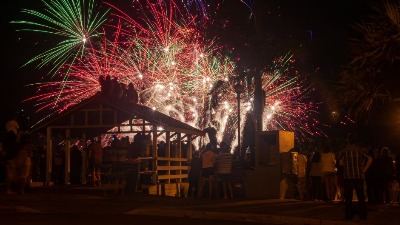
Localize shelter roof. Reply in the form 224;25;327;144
29;93;205;138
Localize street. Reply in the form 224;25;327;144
1;188;272;225
2;213;273;225
1;185;399;225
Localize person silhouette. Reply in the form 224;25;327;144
216;141;234;199
197;143;217;199
70;145;82;185
88;137;103;186
188;151;202;198
126;82;139;104
102;75;112;96
5;115;19;136
98;75;106;94
338;133;372;220
204;125;217;150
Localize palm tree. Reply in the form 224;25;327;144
336;67;391;146
337;1;400;124
335;1;400;145
350;1;400;68
337;68;390;124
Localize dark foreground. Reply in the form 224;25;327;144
1;184;399;225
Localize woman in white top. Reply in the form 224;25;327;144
320;144;337;202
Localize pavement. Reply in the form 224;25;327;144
125;197;399;225
2;184;399;225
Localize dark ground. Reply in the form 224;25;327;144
0;184;399;225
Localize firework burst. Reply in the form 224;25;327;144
260;54;326;142
18;0;324;145
11;0;109;75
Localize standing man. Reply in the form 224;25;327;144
217;141;234;199
187;151;202;198
338;133;372;220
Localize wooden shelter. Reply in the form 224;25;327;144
29;93;204;195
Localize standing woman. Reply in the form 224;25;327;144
14;134;33;194
6;134;33;195
365;147;379;204
88;137;103;186
309;150;323;202
320;144;337;202
379;147;395;204
335;157;344;202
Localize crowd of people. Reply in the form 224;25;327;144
51;133;153;187
1;114;399;222
188;141;234;200
98;75;139;104
294;133;399;220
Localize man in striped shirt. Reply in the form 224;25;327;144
338;133;372;220
217;141;234;199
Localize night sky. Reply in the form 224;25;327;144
1;0;372;132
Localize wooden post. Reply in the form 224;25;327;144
152;126;158;195
152;126;158;158
166;131;171;183
177;133;182;158
82;131;87;184
187;135;192;160
64;129;71;185
45;127;53;186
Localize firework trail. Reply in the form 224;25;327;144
12;0;109;110
180;0;209;19
11;0;109;75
